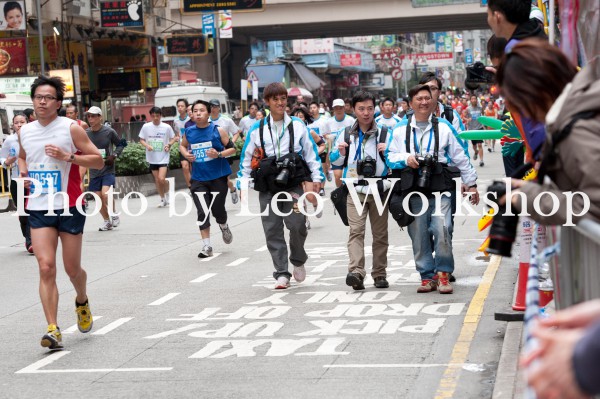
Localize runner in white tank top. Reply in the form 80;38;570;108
17;75;104;351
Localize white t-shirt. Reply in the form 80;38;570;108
326;114;356;140
139;121;175;165
375;114;402;130
0;133;20;178
308;116;330;138
173;115;190;137
238;115;257;135
210;114;239;139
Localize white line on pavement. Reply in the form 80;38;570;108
199;253;222;262
255;245;268;252
190;273;217;283
148;293;181;306
91;317;133;335
227;257;249;266
323;363;467;368
15;351;172;374
63;316;104;334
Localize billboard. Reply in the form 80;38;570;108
0;38;27;76
182;0;263;14
100;0;144;28
292;39;334;55
92;38;152;68
0;1;25;31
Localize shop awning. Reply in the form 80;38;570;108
289;62;325;91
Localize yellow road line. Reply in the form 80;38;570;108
434;254;503;399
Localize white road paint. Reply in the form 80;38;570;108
92;317;133;335
148;293;181;306
227;257;249;267
199;253;222;262
190;273;217;283
15;351;172;374
255;245;268;252
323;363;468;368
63;316;104;334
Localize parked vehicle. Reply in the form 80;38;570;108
154;82;232;122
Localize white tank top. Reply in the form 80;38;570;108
19;116;76;211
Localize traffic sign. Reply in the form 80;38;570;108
247;70;258;81
391;57;401;67
347;73;359;87
391;68;403;80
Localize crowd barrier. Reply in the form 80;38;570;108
553;219;600;309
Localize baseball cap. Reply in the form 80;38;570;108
332;99;344;108
209;99;220;107
319;107;325;114
86;106;102;115
530;6;544;24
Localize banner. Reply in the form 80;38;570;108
400;52;453;68
182;0;263;13
0;76;36;94
202;13;214;36
65;41;90;90
0;38;27;76
292;39;334;55
219;10;232;39
340;54;362;67
0;1;25;31
454;34;463;52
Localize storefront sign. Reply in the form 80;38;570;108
165;35;208;56
48;69;74;98
100;0;144;28
92;38;152;68
0;38;26;76
182;0;263;13
340;54;362;67
0;76;36;94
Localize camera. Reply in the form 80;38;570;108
465;62;495;90
357;155;377;178
275;157;296;186
486;180;520;257
415;154;436;188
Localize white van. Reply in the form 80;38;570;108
154;83;232;122
0;94;33;139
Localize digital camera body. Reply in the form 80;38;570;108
465;62;495;90
275;157;296;186
357;155;377;178
486;180;520;257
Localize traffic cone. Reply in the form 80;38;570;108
512;261;529;311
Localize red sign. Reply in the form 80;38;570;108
340;53;362;67
0;38;27;76
391;68;403;81
347;73;359;87
373;47;401;61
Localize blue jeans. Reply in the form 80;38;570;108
407;194;454;280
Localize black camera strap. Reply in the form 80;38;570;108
342;125;388;168
378;125;388;164
259;117;296;158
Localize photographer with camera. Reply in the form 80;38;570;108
237;82;324;289
329;91;392;291
386;85;479;294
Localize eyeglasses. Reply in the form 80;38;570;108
427;86;440;92
33;94;57;102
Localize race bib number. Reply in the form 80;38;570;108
347;163;359;179
191;141;213;163
149;139;164;152
29;163;61;195
99;149;107;159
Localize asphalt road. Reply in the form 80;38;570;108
0;147;520;399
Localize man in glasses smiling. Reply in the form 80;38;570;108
17;75;104;351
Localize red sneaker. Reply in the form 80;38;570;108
417;279;437;293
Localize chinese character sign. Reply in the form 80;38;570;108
100;0;144;28
0;1;25;31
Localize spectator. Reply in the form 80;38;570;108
497;39;598;226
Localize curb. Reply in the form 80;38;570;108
492;321;523;399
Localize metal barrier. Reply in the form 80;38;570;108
554;219;600;309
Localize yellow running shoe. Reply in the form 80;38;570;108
41;324;63;350
76;299;93;333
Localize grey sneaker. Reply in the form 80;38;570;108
98;220;113;231
220;224;233;244
111;216;120;228
293;265;306;283
198;245;213;258
230;189;239;204
305;219;311;230
274;276;290;289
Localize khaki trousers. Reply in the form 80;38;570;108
346;193;389;279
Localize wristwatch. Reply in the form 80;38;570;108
468;184;477;188
218;151;222;158
68;153;75;162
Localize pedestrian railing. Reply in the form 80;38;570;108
553;219;600;309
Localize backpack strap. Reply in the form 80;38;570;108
432;115;440;162
287;118;295;154
405;118;411;153
377;125;388;163
258;118;267;154
343;126;352;169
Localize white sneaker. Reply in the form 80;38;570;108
315;208;323;218
274;276;290;289
111;216;120;228
99;220;113;231
157;199;167;208
326;171;333;182
165;192;170;206
293;265;306;283
230;189;239;204
198;245;213;258
305;219;311;230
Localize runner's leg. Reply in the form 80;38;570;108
60;232;87;304
32;227;60;325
